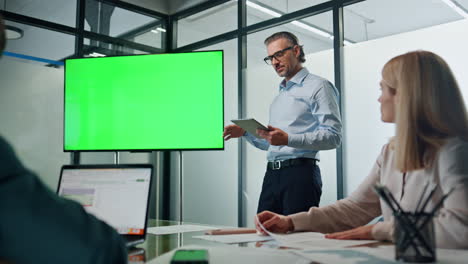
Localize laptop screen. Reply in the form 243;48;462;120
58;165;152;236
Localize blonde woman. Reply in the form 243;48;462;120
256;50;468;249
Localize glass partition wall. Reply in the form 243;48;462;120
170;0;468;226
170;0;351;227
0;0;352;227
5;0;463;227
342;0;468;196
244;10;337;227
0;0;166;219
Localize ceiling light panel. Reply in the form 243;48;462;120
246;0;329;26
344;0;463;43
440;0;468;18
177;1;237;48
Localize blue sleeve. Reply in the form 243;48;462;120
243;132;270;151
288;81;342;150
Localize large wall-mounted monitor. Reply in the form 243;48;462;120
64;50;224;151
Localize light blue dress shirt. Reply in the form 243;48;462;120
244;67;342;161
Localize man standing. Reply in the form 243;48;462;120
224;32;342;215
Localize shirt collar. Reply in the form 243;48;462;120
279;67;309;90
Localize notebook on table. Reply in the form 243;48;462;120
57;164;153;247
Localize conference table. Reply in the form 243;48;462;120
132;219;229;263
135;219;468;264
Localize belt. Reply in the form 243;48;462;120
267;158;317;170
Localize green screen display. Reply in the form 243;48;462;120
64;51;224;151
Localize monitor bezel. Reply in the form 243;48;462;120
63;50;225;152
58;164;154;238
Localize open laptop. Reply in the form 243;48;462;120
57;164;153;248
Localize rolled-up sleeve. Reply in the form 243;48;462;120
243;132;270;151
288;81;342;150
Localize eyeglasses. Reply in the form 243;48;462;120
263;46;294;65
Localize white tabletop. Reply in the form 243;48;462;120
149;244;468;264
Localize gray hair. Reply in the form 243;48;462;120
264;31;305;63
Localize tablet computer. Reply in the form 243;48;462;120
231;118;269;139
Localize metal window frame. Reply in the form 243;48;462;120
0;0;170;220
167;0;366;226
237;0;247;228
333;1;345;200
0;0;166;58
97;0;167;19
1;0;367;225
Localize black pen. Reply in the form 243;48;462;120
400;186;456;250
418;183;439;213
382;186;404;212
373;184;430;255
373;185;398;213
415;181;429;213
427;186;456;218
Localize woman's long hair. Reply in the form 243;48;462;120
382;51;468;171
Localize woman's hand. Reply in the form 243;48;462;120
325;224;375;240
255;210;294;234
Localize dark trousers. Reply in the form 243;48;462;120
257;162;322;215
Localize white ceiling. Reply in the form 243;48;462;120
3;0;468;64
176;0;467;45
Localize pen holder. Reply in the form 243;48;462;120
394;212;436;263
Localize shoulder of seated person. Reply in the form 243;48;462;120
440;137;468;154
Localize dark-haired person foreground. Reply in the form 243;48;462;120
224;32;342;215
0;18;127;263
256;50;468;249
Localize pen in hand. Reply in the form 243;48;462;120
205;228;257;235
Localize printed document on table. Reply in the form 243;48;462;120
147;224;218;235
255;215;375;249
272;232;377;249
291;247;395;264
193;233;274;244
